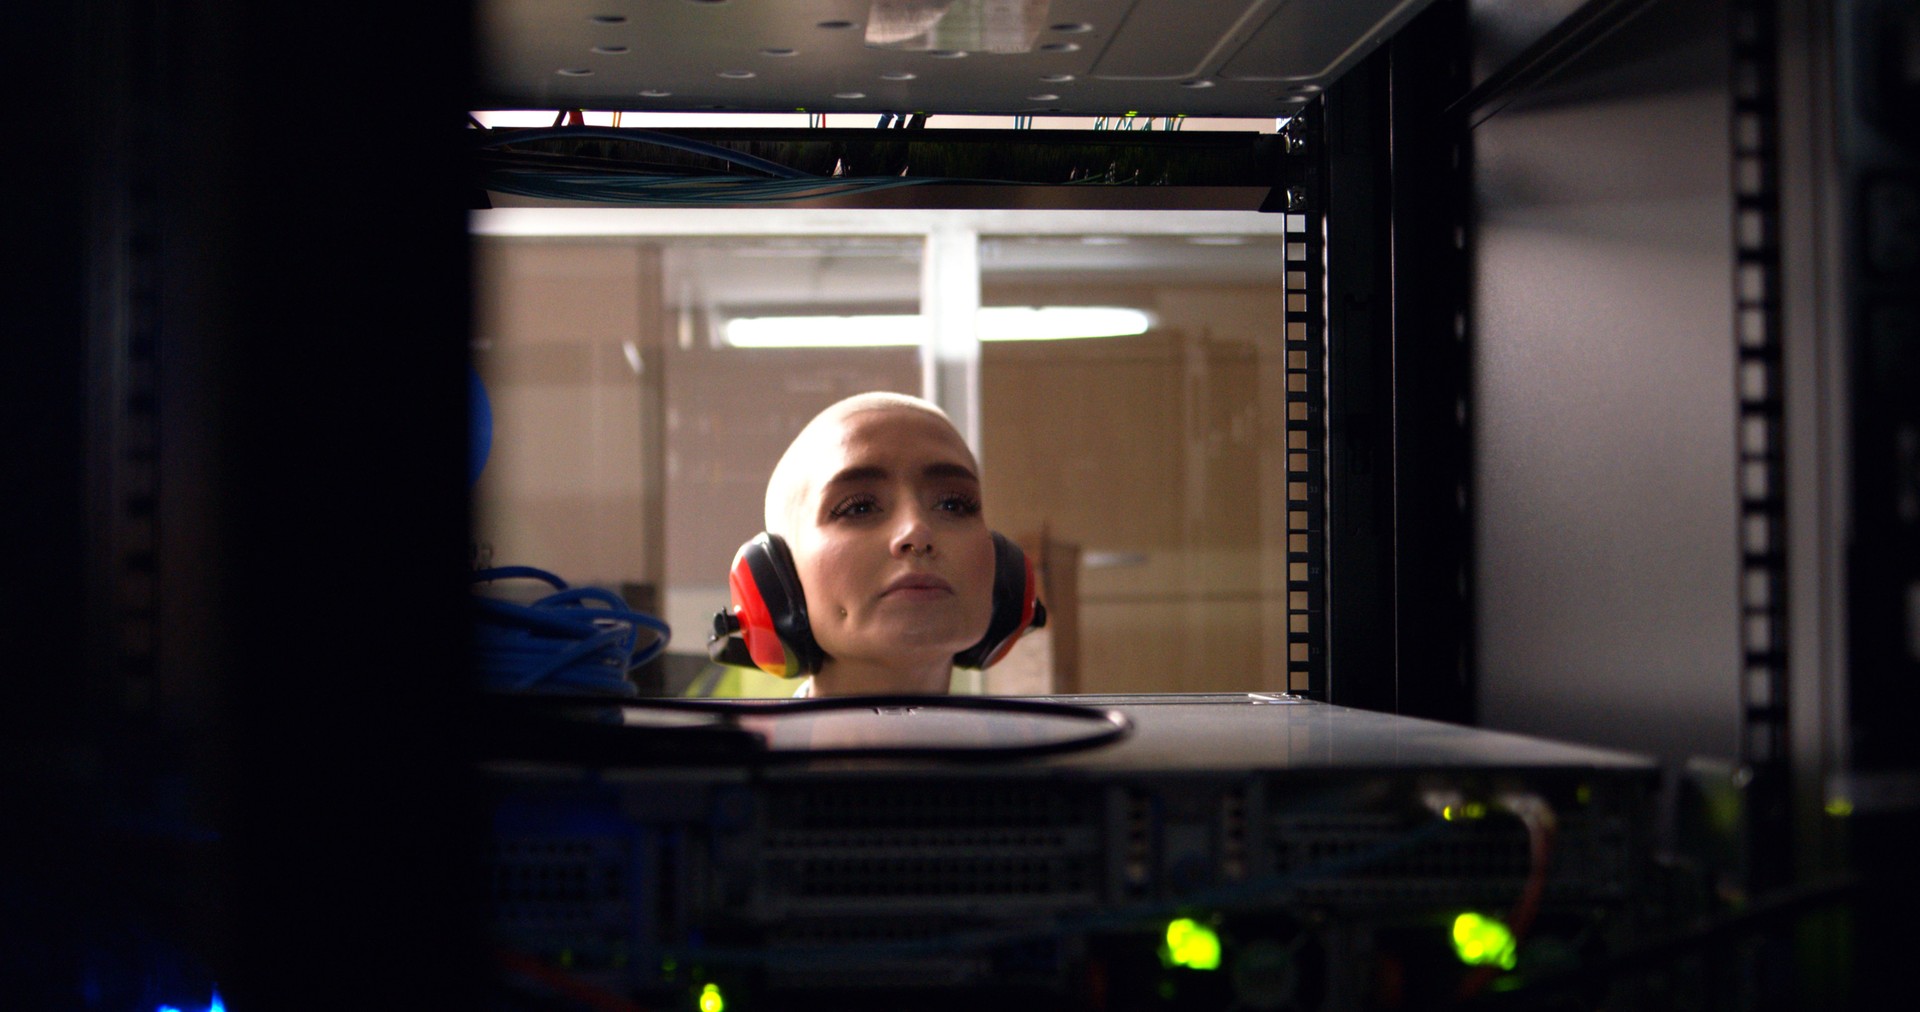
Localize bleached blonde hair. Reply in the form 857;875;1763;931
763;392;969;536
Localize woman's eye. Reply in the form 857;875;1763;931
828;495;879;519
936;493;982;516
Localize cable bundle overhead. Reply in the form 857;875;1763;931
483;170;1023;205
469;123;1274;205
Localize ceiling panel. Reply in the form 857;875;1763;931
476;0;1439;117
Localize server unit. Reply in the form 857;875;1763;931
483;698;1666;1010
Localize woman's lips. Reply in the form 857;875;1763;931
881;572;954;599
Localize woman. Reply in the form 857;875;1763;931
757;392;999;696
712;389;1054;697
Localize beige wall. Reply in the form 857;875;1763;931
981;282;1292;694
471;239;663;594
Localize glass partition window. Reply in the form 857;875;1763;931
978;233;1297;695
470;213;1302;697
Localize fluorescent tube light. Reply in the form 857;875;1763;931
980;306;1153;341
725;314;924;347
722;306;1153;348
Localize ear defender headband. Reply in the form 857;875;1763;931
708;531;1048;679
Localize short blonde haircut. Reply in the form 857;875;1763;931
763;392;969;536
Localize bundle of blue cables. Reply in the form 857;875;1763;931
472;566;670;696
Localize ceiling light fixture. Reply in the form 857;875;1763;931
723;306;1154;348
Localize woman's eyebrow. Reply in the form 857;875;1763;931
824;461;978;487
823;465;888;487
920;461;979;483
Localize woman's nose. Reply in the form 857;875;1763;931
891;505;936;557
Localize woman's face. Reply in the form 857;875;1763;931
786;408;996;677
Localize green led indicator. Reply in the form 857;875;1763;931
698;982;725;1012
1163;917;1222;971
1825;797;1854;818
1451;912;1517;971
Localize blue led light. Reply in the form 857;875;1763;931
156;987;225;1012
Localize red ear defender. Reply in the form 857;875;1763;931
727;547;794;676
953;532;1049;670
707;533;825;678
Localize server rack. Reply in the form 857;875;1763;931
12;0;1914;1008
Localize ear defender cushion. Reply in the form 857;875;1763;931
954;532;1049;670
709;532;824;678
